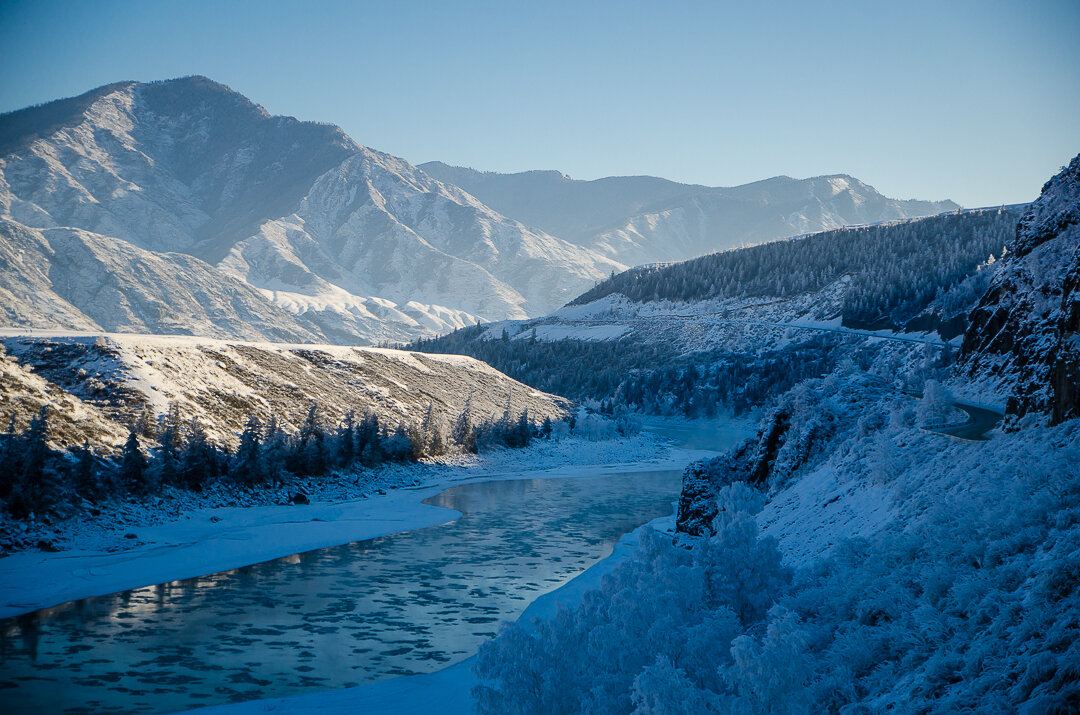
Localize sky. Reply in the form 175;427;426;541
1;0;1078;207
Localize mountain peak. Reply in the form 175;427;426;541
0;80;137;156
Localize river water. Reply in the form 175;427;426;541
0;470;683;714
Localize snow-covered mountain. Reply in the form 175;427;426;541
960;153;1080;425
0;333;570;452
0;218;325;342
419;162;960;266
0;77;622;343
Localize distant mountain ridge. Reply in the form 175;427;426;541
419;161;960;266
0;75;960;346
0;77;622;343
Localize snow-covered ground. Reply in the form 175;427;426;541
476;281;955;357
0;419;749;620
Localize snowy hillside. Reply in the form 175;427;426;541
0;77;622;343
420;161;960;266
414;208;1019;414
0;333;570;452
469;157;1080;715
0;219;325;342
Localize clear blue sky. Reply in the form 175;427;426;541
1;0;1078;207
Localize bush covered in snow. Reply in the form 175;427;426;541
473;388;1080;713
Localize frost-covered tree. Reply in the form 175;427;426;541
336;409;356;467
451;398;478;454
231;415;264;485
473;482;788;714
261;414;289;485
293;403;328;475
917;379;955;428
154;402;184;486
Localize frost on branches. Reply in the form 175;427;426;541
472;379;1080;713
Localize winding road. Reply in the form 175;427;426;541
933;401;1004;441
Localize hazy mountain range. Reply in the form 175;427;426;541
0;76;958;344
419;162;959;266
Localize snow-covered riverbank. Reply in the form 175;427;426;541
0;418;750;620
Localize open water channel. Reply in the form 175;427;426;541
0;470;684;714
0;418;747;714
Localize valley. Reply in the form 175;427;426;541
0;62;1076;715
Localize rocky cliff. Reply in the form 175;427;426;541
960;154;1080;425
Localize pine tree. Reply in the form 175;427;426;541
72;440;102;500
452;398;478;454
356;411;381;465
0;416;17;504
337;409;356;467
8;407;63;517
419;402;446;457
384;423;413;462
261;414;288;485
232;415;264;485
295;403;328;475
119;427;150;495
134;403;157;440
180;419;216;490
513;408;532;449
155;402;183;486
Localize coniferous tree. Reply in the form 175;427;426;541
419;402;446;457
452;399;478;454
232;415;264;485
0;416;17;505
262;414;289;485
72;440;102;500
356;411;381;465
119;427;150;495
179;419;216;490
155;402;183;486
384;423;413;462
295;403;327;475
8;407;63;517
337;409;356;467
406;421;426;461
134;403;157;440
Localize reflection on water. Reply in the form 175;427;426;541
0;471;681;714
643;416;753;452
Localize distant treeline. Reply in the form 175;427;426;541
571;209;1017;334
412;329;852;418
0;399;552;520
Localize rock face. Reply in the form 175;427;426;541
420;161;960;267
959;154;1080;425
0;77;622;343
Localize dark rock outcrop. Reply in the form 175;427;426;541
960;154;1080;425
675;443;753;537
675;374;888;537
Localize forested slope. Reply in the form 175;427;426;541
571;208;1019;334
414;208;1019;415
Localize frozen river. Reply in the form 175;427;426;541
0;470;682;714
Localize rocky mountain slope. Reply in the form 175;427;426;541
0;77;621;343
420;162;959;267
960;153;1080;425
0;333;570;452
